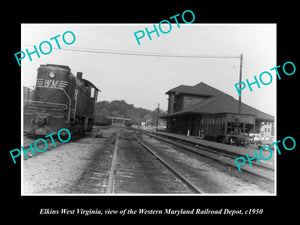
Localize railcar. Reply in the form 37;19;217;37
24;64;99;135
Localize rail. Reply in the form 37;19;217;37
134;134;205;194
142;131;274;182
106;133;119;194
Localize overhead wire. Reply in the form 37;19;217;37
40;46;241;59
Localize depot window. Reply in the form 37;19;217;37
90;87;95;98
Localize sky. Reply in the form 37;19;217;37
21;23;276;115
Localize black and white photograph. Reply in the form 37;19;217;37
21;23;276;195
4;4;299;220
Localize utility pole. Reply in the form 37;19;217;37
238;53;243;114
156;103;160;131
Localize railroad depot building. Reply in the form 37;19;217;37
161;82;274;142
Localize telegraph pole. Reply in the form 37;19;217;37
156;103;160;130
238;53;243;114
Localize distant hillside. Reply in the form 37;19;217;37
94;100;166;125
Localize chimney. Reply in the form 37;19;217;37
77;72;83;79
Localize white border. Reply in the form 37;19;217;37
21;23;277;196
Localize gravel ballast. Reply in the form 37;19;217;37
22;141;99;194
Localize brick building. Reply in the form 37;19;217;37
161;82;274;141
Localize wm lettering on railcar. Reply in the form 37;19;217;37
36;79;68;89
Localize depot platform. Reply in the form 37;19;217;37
154;131;275;169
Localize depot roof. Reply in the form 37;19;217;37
166;82;225;97
163;82;274;122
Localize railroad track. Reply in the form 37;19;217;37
139;130;274;182
83;127;273;194
24;126;273;194
106;128;204;194
155;132;274;169
134;135;204;194
70;133;119;194
106;133;119;193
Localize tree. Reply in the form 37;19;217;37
94;100;167;125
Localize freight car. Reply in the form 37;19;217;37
24;64;99;135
